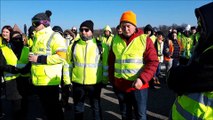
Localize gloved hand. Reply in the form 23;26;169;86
19;62;31;74
19;68;28;75
4;65;19;74
60;84;71;110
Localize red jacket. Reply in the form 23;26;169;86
109;28;159;92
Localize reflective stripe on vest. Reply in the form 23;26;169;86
173;92;213;120
103;65;108;77
73;62;101;68
113;34;147;80
34;32;56;56
2;46;30;80
62;62;71;85
172;45;213;119
71;39;103;85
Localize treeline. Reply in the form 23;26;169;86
93;23;192;37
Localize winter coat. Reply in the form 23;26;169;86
108;28;159;92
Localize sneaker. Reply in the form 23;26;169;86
153;77;161;89
153;85;161;89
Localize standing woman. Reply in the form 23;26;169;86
0;30;27;120
0;25;13;118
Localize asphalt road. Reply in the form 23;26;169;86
1;77;176;120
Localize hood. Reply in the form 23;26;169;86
104;25;112;33
195;2;213;45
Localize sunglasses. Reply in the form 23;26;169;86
32;21;41;27
80;28;90;32
32;20;49;27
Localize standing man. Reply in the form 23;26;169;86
29;10;70;120
109;11;159;120
67;20;108;120
110;24;127;119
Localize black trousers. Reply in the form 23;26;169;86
34;85;64;120
0;76;3;115
72;83;102;120
16;77;33;120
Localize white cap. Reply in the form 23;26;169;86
71;26;77;30
104;25;112;33
185;24;191;31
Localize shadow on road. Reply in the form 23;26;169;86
1;77;176;120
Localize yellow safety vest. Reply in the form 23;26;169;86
0;36;2;48
112;34;147;81
1;46;18;81
62;60;71;85
99;34;114;47
17;47;31;77
150;35;156;43
180;35;193;59
172;92;213;120
27;37;34;48
1;46;30;81
31;27;67;86
67;38;109;85
74;33;80;41
172;45;213;120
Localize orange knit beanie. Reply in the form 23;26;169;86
120;10;137;26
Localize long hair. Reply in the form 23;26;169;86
1;25;13;33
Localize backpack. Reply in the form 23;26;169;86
71;39;103;66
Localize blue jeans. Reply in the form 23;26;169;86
124;88;148;120
72;83;102;120
155;63;161;77
172;58;179;68
113;86;127;120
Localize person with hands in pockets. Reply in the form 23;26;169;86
67;20;109;120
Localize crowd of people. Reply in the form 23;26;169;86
0;2;213;120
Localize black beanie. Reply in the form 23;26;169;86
52;26;63;35
80;20;94;33
144;24;153;32
157;31;165;37
32;10;52;26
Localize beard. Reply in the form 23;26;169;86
80;34;93;41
